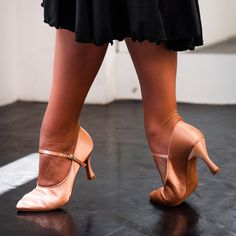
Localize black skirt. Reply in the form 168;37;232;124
40;0;204;51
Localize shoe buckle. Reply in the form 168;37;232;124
67;153;74;160
66;153;87;167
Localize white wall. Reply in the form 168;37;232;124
0;1;18;105
199;0;236;44
0;0;236;106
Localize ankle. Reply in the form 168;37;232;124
146;130;170;155
39;124;79;154
145;112;183;154
37;128;79;186
158;111;182;129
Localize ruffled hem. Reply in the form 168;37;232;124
40;0;204;51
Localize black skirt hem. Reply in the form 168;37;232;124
41;1;204;51
43;19;204;52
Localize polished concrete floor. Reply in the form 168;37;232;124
0;100;235;236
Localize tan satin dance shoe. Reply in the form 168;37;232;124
149;119;220;206
16;126;96;211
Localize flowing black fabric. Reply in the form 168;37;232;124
40;0;204;51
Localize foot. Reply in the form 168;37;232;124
146;112;183;156
37;124;86;186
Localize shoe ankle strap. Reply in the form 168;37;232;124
38;148;87;167
152;152;168;159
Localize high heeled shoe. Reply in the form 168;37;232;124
149;119;220;206
16;126;96;211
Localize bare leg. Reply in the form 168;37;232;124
38;29;109;186
124;38;182;155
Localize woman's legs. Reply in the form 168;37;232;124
38;29;109;186
124;38;182;155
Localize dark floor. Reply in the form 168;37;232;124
0;100;235;236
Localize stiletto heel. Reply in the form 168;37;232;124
16;125;95;211
84;153;96;180
149;119;221;206
188;138;220;175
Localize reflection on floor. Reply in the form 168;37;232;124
0;101;235;236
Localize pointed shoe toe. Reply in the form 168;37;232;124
149;187;186;206
16;193;41;211
149;188;164;204
16;188;67;211
16;199;25;210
